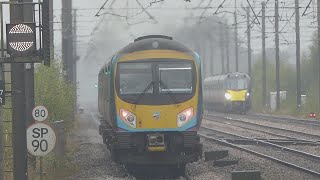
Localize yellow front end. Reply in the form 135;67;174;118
224;89;249;113
114;50;200;131
116;98;198;130
227;89;247;101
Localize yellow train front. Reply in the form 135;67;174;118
98;35;203;170
203;73;251;114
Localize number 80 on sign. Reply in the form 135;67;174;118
32;105;48;122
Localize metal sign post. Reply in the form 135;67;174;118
0;1;52;179
39;157;43;180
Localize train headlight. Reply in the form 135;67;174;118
225;93;232;100
120;109;136;128
179;114;187;121
246;92;250;97
177;107;194;127
127;115;135;123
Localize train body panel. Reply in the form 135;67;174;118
115;98;199;131
98;35;203;166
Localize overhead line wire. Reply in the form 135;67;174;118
302;0;313;16
214;0;228;15
135;0;157;23
246;0;260;24
95;0;110;17
279;11;295;33
198;0;214;22
197;0;205;7
249;0;270;27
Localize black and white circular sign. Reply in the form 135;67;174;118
32;105;48;122
27;123;56;156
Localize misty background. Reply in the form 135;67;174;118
49;0;317;109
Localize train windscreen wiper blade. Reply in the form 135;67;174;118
133;81;154;104
159;80;180;104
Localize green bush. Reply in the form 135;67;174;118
31;60;77;179
34;61;76;130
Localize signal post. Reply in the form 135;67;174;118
0;1;51;179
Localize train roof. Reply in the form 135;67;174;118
99;35;199;74
118;35;195;54
204;72;251;82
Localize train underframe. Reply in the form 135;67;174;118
225;101;250;114
206;100;250;114
99;120;202;169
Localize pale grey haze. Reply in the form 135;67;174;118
49;0;319;107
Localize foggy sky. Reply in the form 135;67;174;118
54;0;317;58
50;0;318;107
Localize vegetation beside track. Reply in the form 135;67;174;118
35;61;77;130
30;61;78;179
251;35;320;118
2;61;79;179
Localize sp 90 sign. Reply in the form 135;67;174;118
27;123;56;156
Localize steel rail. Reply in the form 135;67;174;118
206;116;320;145
184;171;193;180
201;126;320;162
209;117;297;139
199;132;320;177
248;113;320;127
221;138;318;145
206;114;320;140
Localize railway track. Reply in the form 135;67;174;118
205;116;320;145
124;165;193;180
249;113;320;127
183;171;193;180
205;114;320;141
199;126;320;177
201;126;320;160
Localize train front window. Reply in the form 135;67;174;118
226;78;248;90
159;64;193;94
116;59;196;105
118;63;153;94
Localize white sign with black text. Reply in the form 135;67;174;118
32;105;48;122
27;123;56;156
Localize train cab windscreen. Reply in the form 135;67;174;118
225;78;248;90
117;60;196;105
118;63;153;95
159;64;193;94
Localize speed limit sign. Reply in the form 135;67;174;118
27;123;56;156
32;105;48;122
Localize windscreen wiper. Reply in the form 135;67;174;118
159;80;180;104
133;81;154;104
